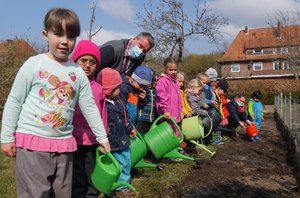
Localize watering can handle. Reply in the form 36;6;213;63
135;130;146;144
96;146;107;159
201;111;213;139
153;115;184;143
96;148;122;173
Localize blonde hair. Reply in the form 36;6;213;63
187;78;201;88
197;73;209;82
176;71;185;79
176;71;186;89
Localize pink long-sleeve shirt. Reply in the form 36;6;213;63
72;80;108;145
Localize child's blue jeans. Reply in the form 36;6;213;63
112;148;131;191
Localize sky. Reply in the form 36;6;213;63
1;0;300;54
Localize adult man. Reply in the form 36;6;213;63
226;94;251;137
95;32;155;77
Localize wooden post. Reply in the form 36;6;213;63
289;93;292;132
280;92;283;118
274;95;278;112
284;95;287;125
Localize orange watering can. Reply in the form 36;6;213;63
91;149;136;195
143;116;194;161
246;123;258;138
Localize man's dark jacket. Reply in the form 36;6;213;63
226;96;248;126
95;39;145;78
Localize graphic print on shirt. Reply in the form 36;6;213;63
68;72;76;82
47;75;75;106
36;70;77;128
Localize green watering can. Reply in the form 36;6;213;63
143;116;194;161
130;131;157;169
181;114;216;157
91;149;136;195
182;115;205;140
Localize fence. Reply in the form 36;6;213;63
274;92;300;141
274;92;300;191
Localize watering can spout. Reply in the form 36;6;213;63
135;159;157;169
163;148;194;161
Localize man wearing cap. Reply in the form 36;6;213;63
94;32;155;78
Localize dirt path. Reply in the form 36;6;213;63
170;113;299;198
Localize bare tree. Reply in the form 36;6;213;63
268;10;300;80
136;0;228;62
86;1;102;41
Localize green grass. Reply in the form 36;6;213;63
0;120;17;197
131;159;194;197
0;115;216;198
0;153;17;198
0;146;216;198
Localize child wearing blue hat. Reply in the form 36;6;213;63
119;65;154;126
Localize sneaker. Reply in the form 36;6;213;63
114;189;139;197
254;136;260;142
212;139;224;145
179;149;187;155
167;158;184;162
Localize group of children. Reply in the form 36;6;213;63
177;70;264;145
0;7;265;198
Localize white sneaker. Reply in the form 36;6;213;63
168;158;183;162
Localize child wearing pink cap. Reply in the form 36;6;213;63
97;68;138;197
72;40;108;198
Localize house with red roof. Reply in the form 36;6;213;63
218;24;300;80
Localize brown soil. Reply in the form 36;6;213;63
169;113;300;198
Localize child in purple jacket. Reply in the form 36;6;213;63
72;40;108;198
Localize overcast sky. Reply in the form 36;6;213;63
1;0;300;54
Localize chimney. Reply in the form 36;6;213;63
277;21;281;31
244;26;248;33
